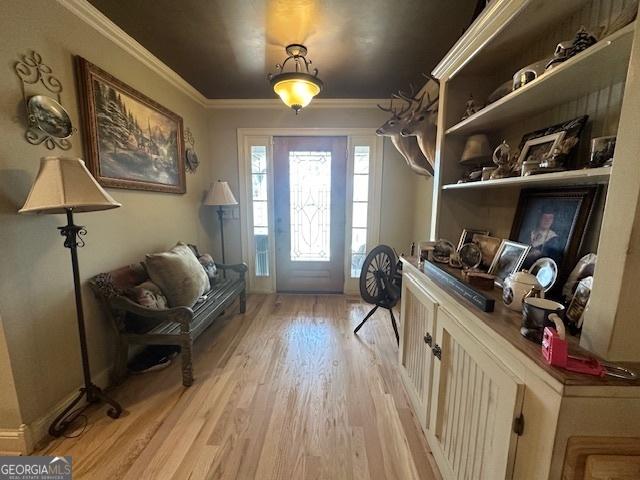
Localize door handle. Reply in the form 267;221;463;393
432;344;442;360
423;333;432;347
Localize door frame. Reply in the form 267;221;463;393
237;128;383;294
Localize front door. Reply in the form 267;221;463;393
274;136;347;293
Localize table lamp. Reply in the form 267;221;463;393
204;180;238;264
19;156;123;437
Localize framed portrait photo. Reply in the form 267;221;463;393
76;56;186;193
510;187;597;280
488;240;531;286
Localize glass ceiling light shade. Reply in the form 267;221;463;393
19;156;121;214
268;44;323;114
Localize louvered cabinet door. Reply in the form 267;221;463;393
398;272;438;431
428;308;525;480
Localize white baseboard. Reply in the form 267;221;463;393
0;424;30;455
25;366;111;454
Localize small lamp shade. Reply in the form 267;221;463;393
204;180;238;206
19;156;121;214
460;134;492;167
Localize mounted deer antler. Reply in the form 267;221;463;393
422;72;440;86
396;74;441;169
376;93;433;177
376;97;395;113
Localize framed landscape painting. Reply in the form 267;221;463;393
76;56;185;193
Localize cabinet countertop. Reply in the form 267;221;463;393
400;256;640;388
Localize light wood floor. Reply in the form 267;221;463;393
37;294;440;480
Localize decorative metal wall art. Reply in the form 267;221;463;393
184;127;200;174
14;50;74;150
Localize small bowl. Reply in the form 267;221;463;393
521;297;565;343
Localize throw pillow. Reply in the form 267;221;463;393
198;253;217;287
145;242;210;307
125;281;168;310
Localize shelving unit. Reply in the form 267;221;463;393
441;166;611;190
399;1;640;479
445;23;634;136
426;0;640;365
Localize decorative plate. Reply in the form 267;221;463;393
27;95;73;139
185;147;199;173
459;243;482;270
530;257;558;292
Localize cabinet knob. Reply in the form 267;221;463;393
423;333;433;347
432;344;442;360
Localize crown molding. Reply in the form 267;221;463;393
56;0;208;106
431;0;523;80
204;98;389;109
58;0;391;111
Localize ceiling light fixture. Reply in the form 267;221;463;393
268;44;323;114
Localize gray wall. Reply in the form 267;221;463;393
0;0;212;427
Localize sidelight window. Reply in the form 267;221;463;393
350;146;370;277
251;145;269;276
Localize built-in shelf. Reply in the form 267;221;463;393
445;23;635;136
441;167;611;190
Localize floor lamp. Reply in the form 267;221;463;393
19;156;123;437
204;180;238;265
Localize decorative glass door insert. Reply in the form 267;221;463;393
289;151;332;262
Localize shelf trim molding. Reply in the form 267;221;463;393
442;167;612;190
432;0;528;80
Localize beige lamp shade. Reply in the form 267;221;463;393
460;134;492;166
204;180;238;206
19;156;121;214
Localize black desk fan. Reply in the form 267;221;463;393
353;245;401;344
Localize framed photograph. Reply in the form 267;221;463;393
457;228;490;251
517;132;565;166
488;240;531;286
76;57;186;193
589;135;616;168
472;234;502;270
510;187;597;279
518;115;588;169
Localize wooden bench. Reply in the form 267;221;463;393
91;262;247;387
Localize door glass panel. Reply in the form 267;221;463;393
353;174;368;202
354;146;370;174
252;173;267;200
251;146;268;173
352;202;368;228
289;151;332;262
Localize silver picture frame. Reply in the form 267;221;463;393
488;239;531;287
517;131;566;166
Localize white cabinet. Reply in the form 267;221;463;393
397;259;640;480
398;272;525;479
428;308;525;480
398;272;438;431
